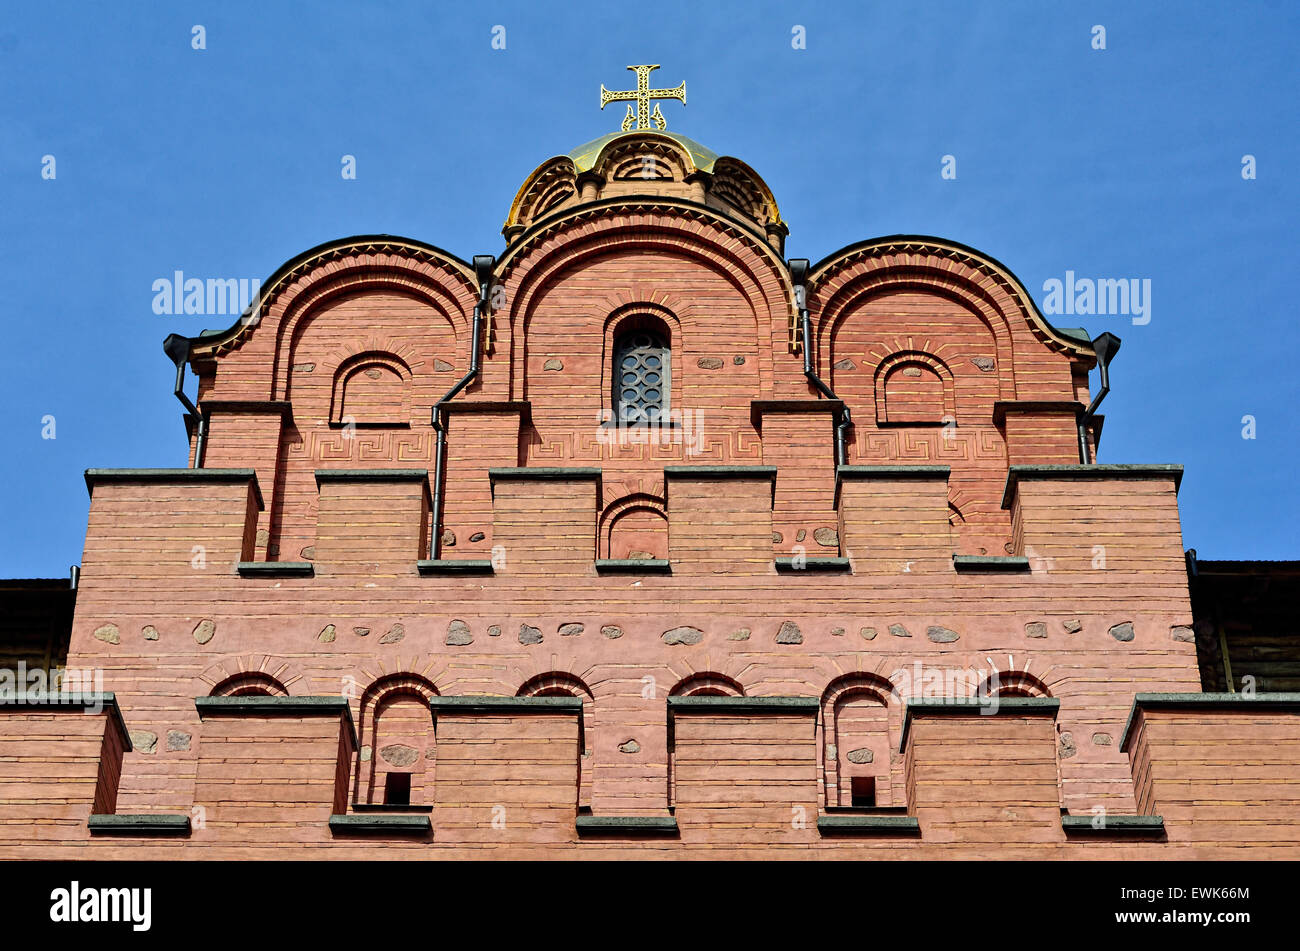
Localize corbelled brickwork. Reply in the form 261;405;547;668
2;128;1295;859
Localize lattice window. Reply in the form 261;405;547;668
613;328;670;423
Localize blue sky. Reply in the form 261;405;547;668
1;0;1296;576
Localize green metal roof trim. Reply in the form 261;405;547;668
569;130;720;174
88;813;192;836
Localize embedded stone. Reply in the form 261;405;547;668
814;527;838;547
300;546;315;560
971;356;996;371
543;358;563;371
902;366;922;377
825;744;837;759
446;619;473;645
141;625;159;641
846;748;874;764
860;627;878;641
379;744;419;767
433;358;454;372
833;357;856;370
888;623;911;638
488;624;502;637
93;623;120;645
255;529;270;547
831;627;845;637
364;368;383;379
292;362;315;372
772;531;784;544
663;626;703;646
795;528;807;542
441;530;456;546
192;619;216;645
727;628;751;641
601;625;623;639
360;745;371;762
927;625;960;643
318;624;337;643
131;730;158;754
1063;619;1083;634
469;531;486;543
732;355;745;365
380;623;406;644
1171;625;1195;643
1092;732;1113;746
351;626;369;638
1109;621;1135;642
166;730;191;752
628;550;654;560
696;357;724;369
559;622;584;637
1059;732;1078;759
776;620;803;644
618;739;641;754
519;623;543;645
1025;621;1048;639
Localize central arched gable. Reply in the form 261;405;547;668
498;202;798;403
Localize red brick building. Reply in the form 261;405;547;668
3;125;1298;859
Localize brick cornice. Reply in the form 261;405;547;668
992;400;1085;424
1119;692;1300;752
900;697;1060;752
0;692;133;752
750;398;843;431
667;695;819;714
1000;463;1184;509
194;695;358;746
198;399;293;417
84;468;263;509
428;696;583;715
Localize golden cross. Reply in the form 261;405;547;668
600;65;686;131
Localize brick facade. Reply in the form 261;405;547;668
2;129;1296;859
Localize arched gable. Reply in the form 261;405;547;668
186;238;478;403
497;203;797;402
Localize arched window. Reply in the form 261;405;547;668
612;325;670;423
821;674;901;809
355;674;438;808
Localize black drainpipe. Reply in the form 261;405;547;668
788;259;851;465
429;255;496;559
1076;331;1121;464
163;333;207;467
